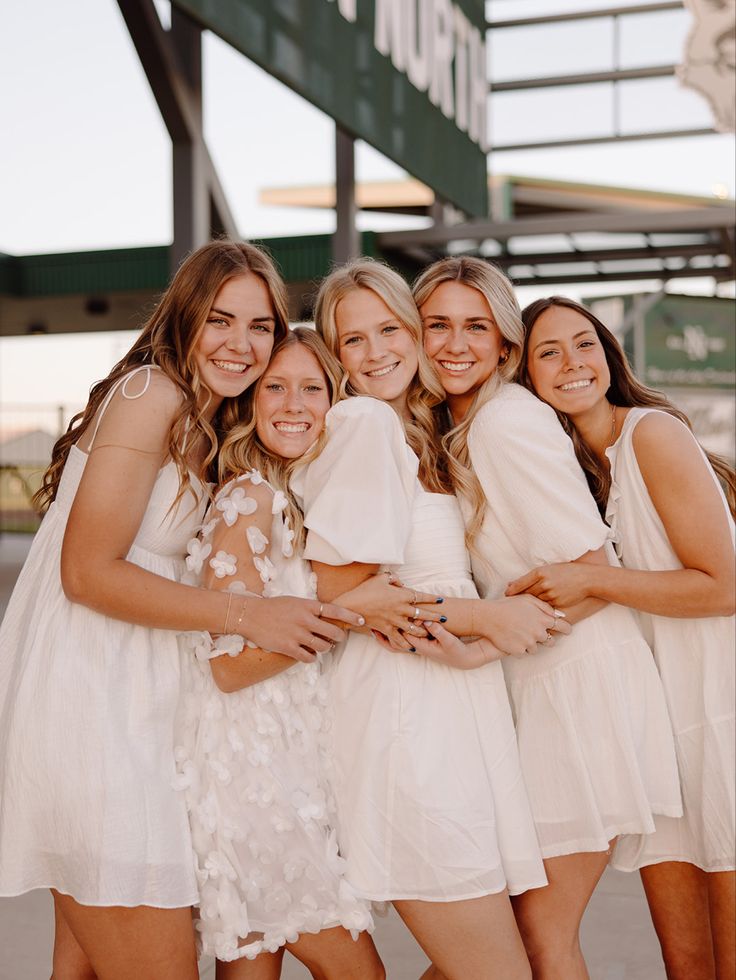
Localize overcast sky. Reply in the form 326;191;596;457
1;0;734;411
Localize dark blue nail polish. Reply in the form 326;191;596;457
435;598;444;604
439;616;447;623
409;646;417;653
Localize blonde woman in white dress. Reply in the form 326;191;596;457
511;296;735;980
294;259;572;980
176;328;389;980
413;257;682;980
0;243;361;980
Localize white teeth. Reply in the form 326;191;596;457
559;379;592;391
213;359;248;374
274;422;309;433
439;361;473;373
366;363;398;378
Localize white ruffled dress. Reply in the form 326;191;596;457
175;471;373;963
0;366;203;906
607;409;735;873
467;384;682;860
294;396;547;903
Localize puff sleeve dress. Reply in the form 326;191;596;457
175;472;373;962
466;384;682;859
294;396;547;903
606;409;735;874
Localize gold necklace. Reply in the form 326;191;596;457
608;402;617;447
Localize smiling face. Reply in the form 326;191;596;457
526;305;611;419
334;287;418;415
193;273;277;416
419;280;507;421
255;342;332;459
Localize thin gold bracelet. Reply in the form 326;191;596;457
222;592;234;634
233;597;249;635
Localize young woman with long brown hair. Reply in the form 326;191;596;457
512;296;735;980
0;241;362;980
413;256;682;980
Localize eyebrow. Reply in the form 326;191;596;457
264;375;325;383
209;307;275;324
533;329;595;352
421;313;495;323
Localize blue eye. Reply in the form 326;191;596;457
426;321;447;331
468;322;487;331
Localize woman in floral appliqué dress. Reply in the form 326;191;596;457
175;329;385;979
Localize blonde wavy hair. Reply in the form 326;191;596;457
217;327;345;548
34;240;289;513
315;258;451;494
412;256;524;545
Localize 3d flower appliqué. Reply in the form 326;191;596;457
185;536;212;575
246;526;269;555
210;550;237;579
217;487;258;527
271;490;288;515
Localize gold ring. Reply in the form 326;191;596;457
414;607;419;619
318;604;324;617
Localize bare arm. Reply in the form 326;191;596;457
507;415;735;619
60;378;361;659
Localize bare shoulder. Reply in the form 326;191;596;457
90;368;186;454
631;411;700;473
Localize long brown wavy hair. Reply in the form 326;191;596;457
315;258;452;494
518;295;736;519
216;327;345;548
412;256;524;546
34;240;289;513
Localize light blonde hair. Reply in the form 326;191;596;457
315;258;451;494
412;256;524;545
217;327;345;548
35;240;289;513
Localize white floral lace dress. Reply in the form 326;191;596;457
175;471;372;963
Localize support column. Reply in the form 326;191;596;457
171;7;208;272
333;125;360;264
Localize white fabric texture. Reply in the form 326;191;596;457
467;384;682;859
298;396;547;902
607;409;736;873
0;367;204;906
175;472;373;962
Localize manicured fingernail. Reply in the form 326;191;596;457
554;610;566;618
439;616;447;623
357;616;365;625
409;646;416;653
435;598;444;604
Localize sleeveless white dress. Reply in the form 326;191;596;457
0;366;203;906
293;397;547;902
466;384;682;859
175;472;373;962
607;409;736;873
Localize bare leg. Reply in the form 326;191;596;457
51;892;97;980
393;892;531;980
640;862;715;980
511;847;611;980
52;890;198;980
707;870;736;980
215;928;383;980
216;948;285;980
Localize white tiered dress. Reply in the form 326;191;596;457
607;409;736;873
294;396;547;902
466;384;682;859
0;367;203;906
175;472;373;962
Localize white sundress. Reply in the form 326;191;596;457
293;396;547;903
0;366;203;907
607;408;736;874
466;384;683;860
175;471;373;962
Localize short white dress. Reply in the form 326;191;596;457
0;367;202;906
467;384;682;860
293;396;547;902
175;472;373;962
607;409;736;873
